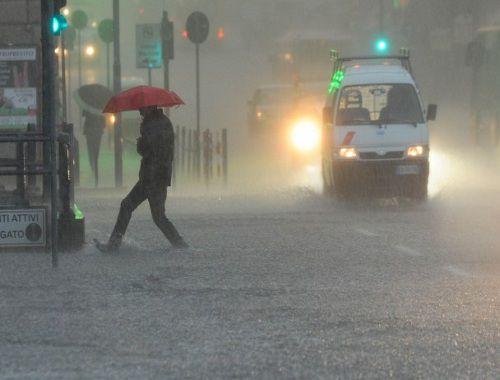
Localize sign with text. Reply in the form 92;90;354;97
0;208;46;247
136;24;162;69
0;47;37;130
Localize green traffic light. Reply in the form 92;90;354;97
374;38;390;54
51;16;60;34
51;14;68;35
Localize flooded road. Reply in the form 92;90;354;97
0;171;498;378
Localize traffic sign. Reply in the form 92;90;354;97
186;11;209;44
136;24;162;69
98;19;114;44
71;10;88;30
0;209;46;247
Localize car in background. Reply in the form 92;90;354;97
248;82;327;161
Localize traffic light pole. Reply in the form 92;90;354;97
41;0;59;267
61;33;67;122
379;0;385;34
106;43;111;89
162;10;171;116
113;0;123;188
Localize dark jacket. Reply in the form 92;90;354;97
82;110;105;137
137;110;174;187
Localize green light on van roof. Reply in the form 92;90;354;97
328;70;344;94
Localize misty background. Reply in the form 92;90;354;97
65;0;500;189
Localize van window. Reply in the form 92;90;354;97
336;84;424;125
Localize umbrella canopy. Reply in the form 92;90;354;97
102;86;185;113
74;84;113;116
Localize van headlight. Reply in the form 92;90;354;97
339;147;358;159
407;145;428;158
290;119;320;152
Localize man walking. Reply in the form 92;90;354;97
82;109;105;187
95;105;188;252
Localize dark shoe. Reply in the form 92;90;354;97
94;238;120;253
172;239;189;250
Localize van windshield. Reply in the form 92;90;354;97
336;84;424;125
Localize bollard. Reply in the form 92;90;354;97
194;130;201;180
187;129;192;178
203;129;210;187
222;128;228;185
181;126;186;175
215;130;222;178
208;130;214;180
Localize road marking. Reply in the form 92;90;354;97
355;228;378;237
394;245;423;257
444;265;475;278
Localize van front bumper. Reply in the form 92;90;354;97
332;159;429;195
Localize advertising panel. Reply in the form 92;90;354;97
0;47;38;130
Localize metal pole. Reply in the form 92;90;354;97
187;129;192;177
41;0;59;267
222;128;228;186
77;30;82;88
61;33;67;122
181;126;186;173
148;66;152;86
163;11;170;117
67;52;72;122
195;43;201;179
203;129;208;187
379;0;385;34
106;43;110;89
77;29;82;131
113;0;123;187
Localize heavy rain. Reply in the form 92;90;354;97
0;0;498;378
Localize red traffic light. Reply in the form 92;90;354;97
217;27;225;40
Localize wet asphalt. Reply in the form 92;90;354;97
0;181;498;379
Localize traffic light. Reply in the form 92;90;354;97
51;14;68;35
374;38;390;54
52;0;68;35
217;27;225;40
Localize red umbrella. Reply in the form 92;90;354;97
102;85;185;113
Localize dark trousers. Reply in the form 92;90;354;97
86;133;102;187
111;181;184;246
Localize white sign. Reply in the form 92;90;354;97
0;208;46;247
136;24;162;69
0;48;36;61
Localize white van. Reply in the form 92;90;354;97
322;52;437;200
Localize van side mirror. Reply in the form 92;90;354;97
323;106;333;124
427;104;437;121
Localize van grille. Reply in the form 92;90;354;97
359;151;404;160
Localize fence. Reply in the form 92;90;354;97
173;126;228;187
